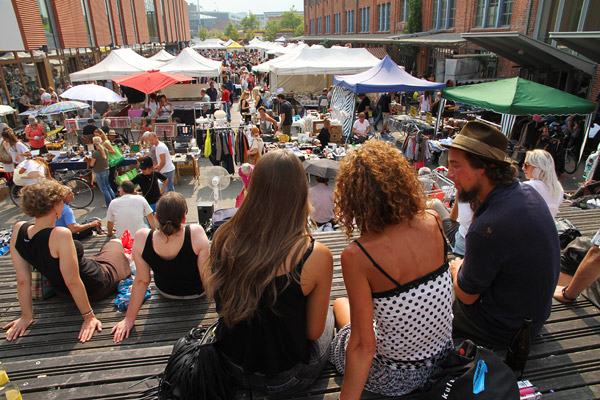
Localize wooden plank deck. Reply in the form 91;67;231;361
1;208;599;399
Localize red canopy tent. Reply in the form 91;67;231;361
113;70;194;94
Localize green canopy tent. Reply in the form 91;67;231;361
437;77;597;162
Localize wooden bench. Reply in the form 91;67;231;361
1;208;600;399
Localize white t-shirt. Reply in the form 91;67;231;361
456;201;474;237
155;141;175;173
107;194;153;238
353;119;370;136
309;183;335;224
3;142;29;172
146;100;158;116
522;180;563;218
40;92;52;104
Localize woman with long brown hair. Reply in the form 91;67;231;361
204;150;334;395
330;141;453;398
1;127;31;178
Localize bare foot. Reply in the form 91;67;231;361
102;205;108;208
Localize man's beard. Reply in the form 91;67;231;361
457;182;481;206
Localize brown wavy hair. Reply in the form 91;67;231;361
335;141;425;240
156;192;187;237
204;150;311;327
21;180;69;218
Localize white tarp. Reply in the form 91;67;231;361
270;47;380;76
149;50;175;63
254;43;308;73
70;49;163;82
191;39;226;50
160;48;222;78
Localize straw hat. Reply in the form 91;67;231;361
442;121;510;166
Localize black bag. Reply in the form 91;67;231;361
554;217;581;249
420;340;519;400
158;324;233;400
560;236;593;276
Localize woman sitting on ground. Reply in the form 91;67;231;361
204;150;334;395
522;149;563;218
330;141;453;398
112;192;209;342
4;180;130;343
19;157;50;185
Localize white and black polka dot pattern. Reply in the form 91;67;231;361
330;265;454;396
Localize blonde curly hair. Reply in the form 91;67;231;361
335;141;425;239
20;180;69;218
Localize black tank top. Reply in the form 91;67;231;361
141;226;203;296
14;223;105;296
215;238;315;376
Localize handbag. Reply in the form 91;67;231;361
420;340;519;400
31;267;55;300
0;140;13;164
108;144;125;167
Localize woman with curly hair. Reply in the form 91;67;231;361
204;150;334;395
330;141;453;399
4;180;130;343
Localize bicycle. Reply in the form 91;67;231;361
10;168;95;209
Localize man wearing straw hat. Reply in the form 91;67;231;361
444;121;560;347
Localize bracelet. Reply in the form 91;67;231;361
562;285;578;302
81;309;94;318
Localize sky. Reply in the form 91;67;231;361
187;0;304;15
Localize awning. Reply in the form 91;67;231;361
365;47;389;59
462;31;596;75
548;31;600;64
391;31;466;47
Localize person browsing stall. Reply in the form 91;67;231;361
258;106;277;135
142;131;176;193
247;127;263;165
444;121;560;348
106;181;156;238
277;93;293;136
1;127;31;179
352;112;370;142
4;180;130;343
221;84;232;122
131;156;168;212
24;116;48;154
88;136;115;208
112;193;210;342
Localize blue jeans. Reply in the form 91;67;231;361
453;231;466;256
163;169;175;193
224;101;231;122
95;169;115;206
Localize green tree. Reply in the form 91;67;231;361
198;27;209;41
264;20;279;42
294;24;304;37
279;6;303;30
241;12;261;31
212;30;225;40
404;0;422;33
245;30;255;41
224;22;240;41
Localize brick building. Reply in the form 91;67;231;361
0;0;190;112
302;0;600;102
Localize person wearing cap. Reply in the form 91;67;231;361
445;121;560;348
131;156;168;212
24;116;48;154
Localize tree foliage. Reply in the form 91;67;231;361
279;6;303;30
198;27;209;41
245;30;255;41
241;13;261;32
224;22;240;41
294;24;304;37
404;0;422;33
264;20;280;42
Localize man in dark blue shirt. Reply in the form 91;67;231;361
444;121;560;348
277;94;293;136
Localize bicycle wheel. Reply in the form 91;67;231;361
9;185;23;208
564;150;578;174
65;177;94;209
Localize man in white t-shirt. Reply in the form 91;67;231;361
309;176;335;225
143;131;176;192
106;181;155;237
352;112;370;143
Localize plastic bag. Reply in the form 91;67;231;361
121;230;134;255
114;278;151;311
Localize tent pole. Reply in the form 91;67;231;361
579;113;592;165
434;98;445;133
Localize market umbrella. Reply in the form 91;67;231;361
303;159;340;179
0;105;16;116
39;101;90;115
113;70;194;94
60;83;125;103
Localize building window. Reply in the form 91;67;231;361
474;0;512;28
145;0;158;42
310;19;314;34
360;7;370;33
334;13;341;33
399;0;409;22
431;0;455;30
346;10;354;33
317;17;322;34
37;0;58;48
378;3;391;32
325;15;330;34
80;0;95;46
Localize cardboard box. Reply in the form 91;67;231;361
312;120;325;134
330;125;342;135
330;132;342;144
0;186;8;201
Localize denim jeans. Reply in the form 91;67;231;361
163;169;175;192
95;169;115;206
453;231;466;256
224;101;231;122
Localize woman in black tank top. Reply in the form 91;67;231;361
6;180;130;343
111;193;210;343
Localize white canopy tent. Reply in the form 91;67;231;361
246;38;266;50
269;47;381;92
160;48;222;78
148;50;175;63
254;43;308;73
191;39;226;50
69;49;163;82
